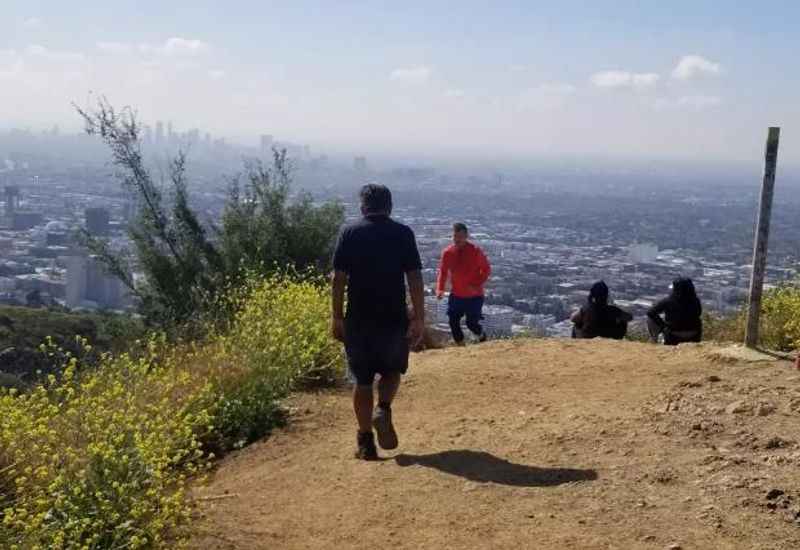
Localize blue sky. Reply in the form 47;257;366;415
2;1;799;164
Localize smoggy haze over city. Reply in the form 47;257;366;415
2;1;799;166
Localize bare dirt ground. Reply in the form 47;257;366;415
192;339;800;550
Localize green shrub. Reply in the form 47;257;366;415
0;273;344;548
0;336;213;549
761;285;800;350
702;310;745;344
78;100;344;328
703;284;800;351
208;272;344;449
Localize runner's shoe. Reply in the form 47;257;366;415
372;404;399;450
355;431;378;460
478;332;487;343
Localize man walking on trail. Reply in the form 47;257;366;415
331;184;425;461
437;223;491;345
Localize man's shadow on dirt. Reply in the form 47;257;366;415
395;450;597;487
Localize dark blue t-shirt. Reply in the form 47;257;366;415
333;215;422;326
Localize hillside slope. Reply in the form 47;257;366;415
0;305;143;387
193;339;800;550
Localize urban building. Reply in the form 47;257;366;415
66;256;126;310
354;156;367;173
85;207;110;236
260;134;274;155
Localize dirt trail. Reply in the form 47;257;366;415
193;339;800;549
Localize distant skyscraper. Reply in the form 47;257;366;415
4;186;19;219
628;243;658;264
11;212;44;230
167;121;174;144
353;156;367;172
85;207;110;237
66;256;125;309
260;134;274;155
155;121;164;144
143;125;153;145
65;256;87;307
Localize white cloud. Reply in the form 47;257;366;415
536;83;576;95
96;37;212;58
389;65;432;83
443;88;465;98
25;45;87;66
591;70;660;90
97;41;134;55
632;73;660;87
671;55;722;80
0;50;24;79
678;95;722;108
160;37;210;56
518;82;576;111
208;69;226;80
654;95;722;110
22;17;45;31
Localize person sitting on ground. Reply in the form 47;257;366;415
570;281;633;339
646;277;702;345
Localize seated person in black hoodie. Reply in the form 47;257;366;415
571;281;633;340
646;277;702;345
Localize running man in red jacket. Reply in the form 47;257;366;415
436;222;492;345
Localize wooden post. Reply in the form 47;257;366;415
745;127;781;348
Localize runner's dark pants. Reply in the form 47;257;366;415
448;295;484;343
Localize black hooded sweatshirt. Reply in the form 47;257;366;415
647;278;702;334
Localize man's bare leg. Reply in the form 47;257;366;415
353;383;378;460
377;372;401;407
353;384;374;433
373;372;400;449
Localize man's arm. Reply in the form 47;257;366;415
331;270;347;342
646;299;667;330
436;250;449;298
406;269;425;345
476;248;491;285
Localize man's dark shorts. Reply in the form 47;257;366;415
344;320;409;386
447;295;485;321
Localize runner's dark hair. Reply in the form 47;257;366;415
360;183;392;214
583;280;609;332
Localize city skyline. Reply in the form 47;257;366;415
1;1;799;165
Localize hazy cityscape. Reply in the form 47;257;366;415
2;126;799;338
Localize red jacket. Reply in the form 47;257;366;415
437;242;491;298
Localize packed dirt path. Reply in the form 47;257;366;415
193;339;800;549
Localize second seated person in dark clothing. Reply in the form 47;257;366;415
571;281;633;339
646;277;702;345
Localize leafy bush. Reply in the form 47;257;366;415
0;273;344;548
77;100;344;328
208;272;343;449
0;306;146;388
703;284;800;351
0;336;214;549
760;285;800;350
701;310;745;344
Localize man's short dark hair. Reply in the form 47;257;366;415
360;183;392;214
453;222;468;234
